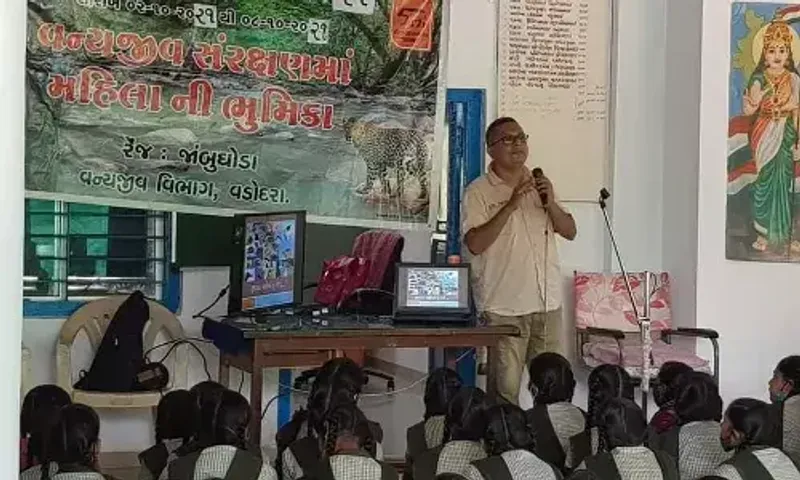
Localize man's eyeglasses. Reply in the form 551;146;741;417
489;133;529;147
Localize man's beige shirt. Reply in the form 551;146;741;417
461;167;566;315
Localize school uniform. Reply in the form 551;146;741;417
138;439;186;480
405;416;446;480
435;441;487;477
461;450;563;480
20;463;107;480
711;446;800;480
298;452;398;480
569;446;678;480
569;427;599;469
167;445;277;480
648;421;732;480
526;403;587;471
783;395;800;460
281;420;384;480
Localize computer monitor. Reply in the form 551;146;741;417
228;211;306;314
394;263;472;317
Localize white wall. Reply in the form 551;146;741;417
696;0;800;403
22;0;678;451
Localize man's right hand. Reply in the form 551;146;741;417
507;177;534;211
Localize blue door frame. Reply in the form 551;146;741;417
429;88;486;385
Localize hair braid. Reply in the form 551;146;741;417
323;416;339;457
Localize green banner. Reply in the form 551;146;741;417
26;0;443;225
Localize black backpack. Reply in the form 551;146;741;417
74;291;150;392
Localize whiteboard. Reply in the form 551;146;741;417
497;0;613;202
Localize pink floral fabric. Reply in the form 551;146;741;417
574;272;672;331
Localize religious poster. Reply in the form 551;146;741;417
25;0;444;226
728;3;800;261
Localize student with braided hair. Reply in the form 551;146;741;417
570;364;634;469
405;368;464;480
299;403;397;480
710;398;800;480
462;403;562;480
768;355;800;459
649;362;693;436
167;390;277;480
525;353;586;472
413;387;489;480
138;390;196;480
20;403;102;480
277;358;383;480
568;398;678;480
19;384;71;472
649;372;730;480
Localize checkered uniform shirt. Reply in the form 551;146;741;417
328;454;385;480
462;450;559;480
21;464;104;480
713;447;800;480
784;395;800;460
677;421;732;480
575;446;665;480
424;415;446;449
436;441;487;476
547;402;587;469
190;445;277;480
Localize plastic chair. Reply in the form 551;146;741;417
56;296;188;409
574;272;719;403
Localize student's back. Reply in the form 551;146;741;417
19;385;71;472
649;372;731;480
569;399;678;480
167;390;276;480
139;390;195;480
460;404;562;480
526;353;586;472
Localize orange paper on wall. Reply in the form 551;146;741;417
390;0;434;51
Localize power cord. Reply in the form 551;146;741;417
260;348;476;419
193;285;230;319
144;337;213;381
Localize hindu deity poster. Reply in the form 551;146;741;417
728;3;800;262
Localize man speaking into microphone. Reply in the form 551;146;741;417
462;117;576;404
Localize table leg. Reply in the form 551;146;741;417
219;353;231;388
249;364;264;448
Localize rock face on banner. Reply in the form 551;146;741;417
25;0;445;226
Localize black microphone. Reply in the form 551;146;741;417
599;188;611;209
532;167;547;205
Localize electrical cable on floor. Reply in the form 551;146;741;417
260;348;476;419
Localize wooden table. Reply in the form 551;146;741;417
212;320;520;447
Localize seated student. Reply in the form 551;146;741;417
187;381;227;449
138;390;195;480
167;390;277;480
413;387;489;480
277;358;382;480
525;352;586;472
461;403;561;480
20;384;71;472
649;362;693;436
568;398;678;480
710;397;800;480
570;364;634;468
769;355;800;459
405;368;463;480
649;372;731;480
21;403;103;480
300;403;397;480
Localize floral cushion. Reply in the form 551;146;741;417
574;272;672;332
581;336;710;375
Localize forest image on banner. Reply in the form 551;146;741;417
25;0;441;224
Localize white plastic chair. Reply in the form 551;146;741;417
56;296;187;408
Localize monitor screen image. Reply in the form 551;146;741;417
396;265;470;313
239;213;301;311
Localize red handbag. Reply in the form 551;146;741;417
313;255;371;308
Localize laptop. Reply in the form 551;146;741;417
393;263;475;325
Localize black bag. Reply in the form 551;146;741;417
75;291;150;392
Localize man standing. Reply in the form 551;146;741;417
462;117;576;404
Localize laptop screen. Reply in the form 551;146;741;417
394;264;472;316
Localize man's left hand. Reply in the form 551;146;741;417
534;174;554;207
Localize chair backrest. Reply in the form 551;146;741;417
351;230;405;290
574;272;672;332
57;296;187;395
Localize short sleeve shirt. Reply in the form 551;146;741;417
461;167;567;315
